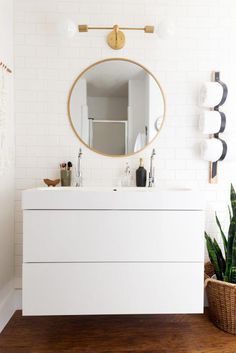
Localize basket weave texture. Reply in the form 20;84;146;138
205;262;236;335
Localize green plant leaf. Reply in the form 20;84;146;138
215;212;227;257
231;184;236;218
224;216;236;282
228;205;232;222
205;185;236;283
230;233;236;283
213;238;226;275
205;232;223;280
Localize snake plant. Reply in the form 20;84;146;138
205;184;236;283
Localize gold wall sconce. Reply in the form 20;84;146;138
78;24;155;50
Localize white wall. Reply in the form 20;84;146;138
14;0;236;288
0;0;15;331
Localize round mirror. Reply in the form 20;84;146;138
68;58;165;156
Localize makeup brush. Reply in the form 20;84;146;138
60;163;66;170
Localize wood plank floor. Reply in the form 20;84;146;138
0;310;236;353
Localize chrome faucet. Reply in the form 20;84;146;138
148;149;156;187
75;148;83;187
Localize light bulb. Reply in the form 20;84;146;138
157;20;175;39
58;19;77;38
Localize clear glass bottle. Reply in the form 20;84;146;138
122;162;131;187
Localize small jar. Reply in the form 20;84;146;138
60;170;71;187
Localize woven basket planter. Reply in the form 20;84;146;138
205;262;236;335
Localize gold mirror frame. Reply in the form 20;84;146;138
67;58;166;157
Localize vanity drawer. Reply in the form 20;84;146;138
23;262;204;315
23;210;204;262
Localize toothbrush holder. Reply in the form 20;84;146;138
60;170;72;187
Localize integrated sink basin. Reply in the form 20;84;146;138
22;186;204;210
36;186;192;192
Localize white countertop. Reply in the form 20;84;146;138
22;186;205;210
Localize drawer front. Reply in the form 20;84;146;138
23;210;204;262
23;262;204;315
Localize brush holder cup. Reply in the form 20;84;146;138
60;170;72;187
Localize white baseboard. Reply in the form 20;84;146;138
14;289;22;310
0;288;15;333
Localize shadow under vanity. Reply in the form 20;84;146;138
22;58;205;316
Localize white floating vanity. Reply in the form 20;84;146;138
22;187;205;316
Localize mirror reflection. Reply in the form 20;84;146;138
68;59;165;156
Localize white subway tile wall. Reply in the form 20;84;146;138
14;0;236;288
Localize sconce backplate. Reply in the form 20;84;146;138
107;28;125;50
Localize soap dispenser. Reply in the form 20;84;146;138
136;158;147;187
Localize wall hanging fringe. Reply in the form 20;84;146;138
0;61;12;74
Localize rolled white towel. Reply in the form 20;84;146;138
199;110;222;134
201;138;224;162
199;82;224;108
